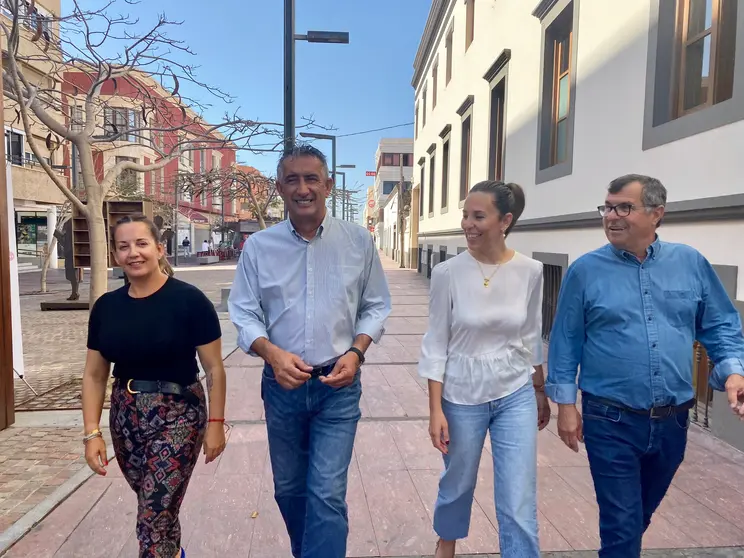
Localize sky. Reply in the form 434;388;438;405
61;0;431;219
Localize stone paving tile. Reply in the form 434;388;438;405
0;426;105;532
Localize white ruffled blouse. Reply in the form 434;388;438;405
418;250;544;405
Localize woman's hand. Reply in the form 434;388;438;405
536;390;551;431
429;409;450;454
84;436;108;476
203;422;227;464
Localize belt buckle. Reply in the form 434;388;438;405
126;379;140;395
650;406;669;419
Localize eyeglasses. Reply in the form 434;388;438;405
598;203;660;217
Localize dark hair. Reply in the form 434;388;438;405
276;144;329;181
113;214;174;277
469;180;526;236
607;173;666;227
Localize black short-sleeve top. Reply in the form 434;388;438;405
87;277;221;385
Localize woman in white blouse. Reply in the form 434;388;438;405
420;180;551;558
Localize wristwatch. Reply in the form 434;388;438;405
346;347;365;365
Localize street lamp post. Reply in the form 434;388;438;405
284;1;349;216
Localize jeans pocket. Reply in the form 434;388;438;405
674;410;691;430
582;399;622;423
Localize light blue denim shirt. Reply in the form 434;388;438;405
228;213;392;367
546;237;744;409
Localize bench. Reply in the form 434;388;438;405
40;301;89;311
197;255;220;265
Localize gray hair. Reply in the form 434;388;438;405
608;174;666;227
276;144;330;181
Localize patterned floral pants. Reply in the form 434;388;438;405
110;379;207;558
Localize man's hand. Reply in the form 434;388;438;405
536;391;551;431
268;348;313;389
320;350;360;388
725;374;744;419
557;404;583;452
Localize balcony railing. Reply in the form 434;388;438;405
542;263;563;342
692;341;714;428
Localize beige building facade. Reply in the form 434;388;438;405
2;0;66;269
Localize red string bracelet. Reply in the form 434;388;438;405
208;418;225;423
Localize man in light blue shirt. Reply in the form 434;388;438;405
546;174;744;557
228;145;391;558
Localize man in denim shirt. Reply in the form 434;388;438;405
546;174;744;557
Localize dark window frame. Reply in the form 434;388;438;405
643;0;743;150
457;96;474;206
427;143;436;217
446;26;454;84
418;157;426;220
533;0;580;185
484;49;511;182
440;125;452;213
465;0;475;49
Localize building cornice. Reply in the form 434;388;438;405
532;0;561;21
456;95;475;116
411;0;456;91
417;193;744;238
483;49;512;82
439;124;452;138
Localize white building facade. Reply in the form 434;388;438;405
372;139;414;250
412;0;744;450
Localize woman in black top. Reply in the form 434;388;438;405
82;214;227;558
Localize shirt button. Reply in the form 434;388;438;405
652;343;657;348
644;290;649;295
648;316;652;321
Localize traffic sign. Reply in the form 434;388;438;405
365;171;376;177
367;199;376;209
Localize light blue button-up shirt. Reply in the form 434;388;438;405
228;213;392;366
546;237;744;409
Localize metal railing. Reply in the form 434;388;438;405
692;341;714;428
542;264;563;341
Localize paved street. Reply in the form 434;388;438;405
3;254;744;556
14;265;237;411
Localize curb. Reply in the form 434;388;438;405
0;442;115;557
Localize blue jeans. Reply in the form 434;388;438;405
581;392;689;558
261;364;362;558
434;382;539;557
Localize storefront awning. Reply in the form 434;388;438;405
178;208;209;224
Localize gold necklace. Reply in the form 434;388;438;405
475;259;502;287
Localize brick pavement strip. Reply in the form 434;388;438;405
0;426;102;534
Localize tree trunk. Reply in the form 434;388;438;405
40;237;58;293
87;199;109;305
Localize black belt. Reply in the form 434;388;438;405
123;379;200;406
585;393;696;419
309;362;336;379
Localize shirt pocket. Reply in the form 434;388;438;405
663;289;696;328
